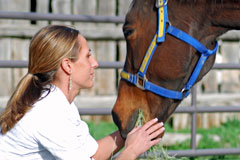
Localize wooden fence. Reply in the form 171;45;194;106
0;0;240;130
0;0;131;96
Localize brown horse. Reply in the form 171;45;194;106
112;0;240;138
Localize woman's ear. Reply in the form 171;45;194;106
60;58;72;75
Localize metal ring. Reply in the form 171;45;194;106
167;21;171;27
155;0;168;8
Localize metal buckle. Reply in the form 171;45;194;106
136;74;148;90
181;88;188;93
181;88;190;97
155;0;168;8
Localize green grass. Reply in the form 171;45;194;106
86;120;118;140
86;118;240;160
164;118;240;151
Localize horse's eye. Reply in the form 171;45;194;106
123;29;134;38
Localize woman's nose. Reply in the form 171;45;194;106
91;56;99;69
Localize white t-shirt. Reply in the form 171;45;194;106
0;86;98;160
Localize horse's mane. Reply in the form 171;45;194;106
130;0;240;6
177;0;240;9
128;0;240;11
177;0;240;4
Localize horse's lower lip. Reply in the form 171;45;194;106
120;110;139;138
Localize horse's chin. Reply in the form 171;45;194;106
112;109;139;139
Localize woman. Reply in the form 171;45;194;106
0;25;165;160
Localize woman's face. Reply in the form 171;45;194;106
71;35;98;90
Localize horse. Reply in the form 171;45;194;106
112;0;240;139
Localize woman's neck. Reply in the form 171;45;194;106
52;81;79;104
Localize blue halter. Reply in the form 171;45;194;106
121;0;218;100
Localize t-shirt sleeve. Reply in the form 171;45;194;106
33;110;98;160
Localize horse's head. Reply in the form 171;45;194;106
112;0;240;138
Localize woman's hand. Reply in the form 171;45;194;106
123;118;165;159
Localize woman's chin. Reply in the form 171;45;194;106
83;82;94;89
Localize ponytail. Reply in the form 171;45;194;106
0;74;33;134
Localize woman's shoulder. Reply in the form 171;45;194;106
23;87;67;123
19;86;77;133
33;86;69;111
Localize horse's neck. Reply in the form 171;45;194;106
204;4;240;43
169;2;240;47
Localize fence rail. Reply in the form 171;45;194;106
1;11;240;158
0;105;240;116
0;11;125;23
0;60;124;69
2;60;240;70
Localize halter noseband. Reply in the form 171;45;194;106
121;0;218;100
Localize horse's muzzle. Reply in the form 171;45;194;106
112;109;139;139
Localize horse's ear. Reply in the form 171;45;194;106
60;57;71;75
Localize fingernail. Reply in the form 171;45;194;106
162;127;165;131
160;122;164;126
155;118;158;121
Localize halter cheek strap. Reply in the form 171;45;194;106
156;0;168;43
121;0;218;100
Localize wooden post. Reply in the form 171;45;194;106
95;0;117;95
36;0;49;26
0;0;30;98
11;39;29;89
221;41;240;92
52;0;72;25
0;40;12;96
220;41;240;125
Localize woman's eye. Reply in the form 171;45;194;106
123;29;134;38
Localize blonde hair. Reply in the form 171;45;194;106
0;25;80;134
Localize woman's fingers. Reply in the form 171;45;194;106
141;118;159;131
140;118;165;141
150;138;162;146
146;122;164;135
149;126;165;140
